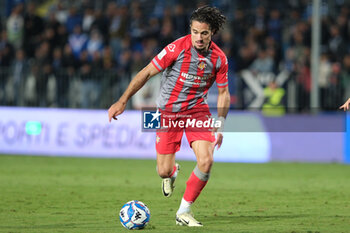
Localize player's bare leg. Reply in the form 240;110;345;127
157;153;180;197
176;140;214;227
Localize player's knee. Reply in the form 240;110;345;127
198;156;213;173
157;166;172;178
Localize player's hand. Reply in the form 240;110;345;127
108;101;127;122
214;132;223;150
339;98;350;111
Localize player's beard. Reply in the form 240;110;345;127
194;42;210;55
194;46;206;53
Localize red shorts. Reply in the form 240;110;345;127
155;106;216;154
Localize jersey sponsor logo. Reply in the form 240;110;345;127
198;61;207;70
157;49;167;60
181;72;213;81
180;72;214;86
167;44;176;52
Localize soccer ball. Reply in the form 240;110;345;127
119;200;151;230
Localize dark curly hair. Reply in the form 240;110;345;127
190;6;226;35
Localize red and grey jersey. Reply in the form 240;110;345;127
151;34;228;112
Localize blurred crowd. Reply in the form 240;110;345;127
0;0;350;110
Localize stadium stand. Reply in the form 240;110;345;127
0;0;349;111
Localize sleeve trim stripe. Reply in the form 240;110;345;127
152;59;163;71
217;82;228;87
218;84;228;88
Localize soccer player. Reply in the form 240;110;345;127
108;6;230;227
340;98;350;111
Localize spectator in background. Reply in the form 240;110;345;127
6;5;24;50
61;44;79;108
328;25;347;62
116;36;132;66
218;30;238;70
56;24;69;49
283;47;295;72
100;45;116;108
236;45;256;72
116;39;132;104
0;30;14;104
159;18;175;49
91;9;110;42
62;43;77;70
0;30;14;67
23;64;39;106
79;50;100;109
87;29;104;59
52;47;69;108
66;6;82;34
68;24;88;59
42;27;56;57
5;49;28;106
326;62;342;109
173;4;188;37
102;45;114;69
335;14;348;42
23;2;44;58
318;53;332;109
295;58;311;112
82;7;95;33
145;17;160;40
117;48;132;80
251;5;267;38
109;4;129;56
289;25;311;111
91;51;103;71
231;9;247;43
290;30;309;66
340;54;350;101
46;13;64;48
249;49;274;73
55;2;68;25
89;50;103;108
267;9;282;43
264;36;281;71
262;80;285;116
142;38;158;62
129;4;146;47
33;42;51;107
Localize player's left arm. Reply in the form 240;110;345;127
214;86;230;149
217;86;230;119
214;54;230;149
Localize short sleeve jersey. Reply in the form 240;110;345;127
151;35;228;112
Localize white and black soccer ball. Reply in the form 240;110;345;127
119;200;151;230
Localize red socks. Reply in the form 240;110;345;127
183;171;208;203
169;165;177;178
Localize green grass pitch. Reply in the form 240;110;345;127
0;155;349;233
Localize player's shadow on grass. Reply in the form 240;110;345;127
0;222;111;230
204;214;307;224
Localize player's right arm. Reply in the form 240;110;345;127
108;62;160;122
340;98;350;111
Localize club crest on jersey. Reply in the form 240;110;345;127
167;44;176;52
198;61;207;70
